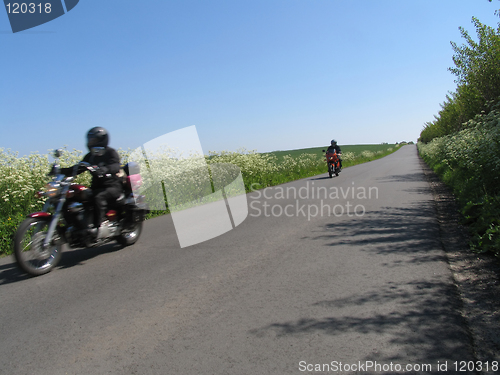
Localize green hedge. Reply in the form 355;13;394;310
418;107;500;257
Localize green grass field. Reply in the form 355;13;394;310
267;144;399;161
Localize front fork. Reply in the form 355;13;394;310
42;187;69;249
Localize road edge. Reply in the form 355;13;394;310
418;152;500;370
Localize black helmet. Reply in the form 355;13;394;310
331;139;337;145
87;127;109;150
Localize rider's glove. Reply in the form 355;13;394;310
88;165;104;178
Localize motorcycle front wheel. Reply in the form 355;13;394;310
13;217;63;276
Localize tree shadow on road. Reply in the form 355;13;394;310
250;201;476;366
376;172;428;184
249;278;474;365
376;172;434;196
304;201;448;266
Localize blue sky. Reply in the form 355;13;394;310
2;0;500;156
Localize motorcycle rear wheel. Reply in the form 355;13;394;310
13;217;63;276
116;221;143;246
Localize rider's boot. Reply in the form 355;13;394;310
87;224;98;243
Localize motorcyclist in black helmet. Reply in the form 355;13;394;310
327;139;342;170
61;127;123;239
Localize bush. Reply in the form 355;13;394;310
418;107;500;256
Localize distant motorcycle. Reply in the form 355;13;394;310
13;149;147;276
322;150;341;178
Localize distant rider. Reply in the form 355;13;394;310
61;127;123;239
327;139;342;169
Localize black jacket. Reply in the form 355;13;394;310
327;145;342;154
62;147;122;190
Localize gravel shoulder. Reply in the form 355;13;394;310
419;154;500;369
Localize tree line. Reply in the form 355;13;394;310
419;13;500;143
418;4;500;257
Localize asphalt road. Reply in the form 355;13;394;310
0;145;476;374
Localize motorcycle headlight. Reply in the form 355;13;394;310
44;181;61;198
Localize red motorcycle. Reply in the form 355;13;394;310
323;150;341;178
13;149;147;276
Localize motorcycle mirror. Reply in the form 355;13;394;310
54;149;63;158
322;150;325;152
48;164;60;176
